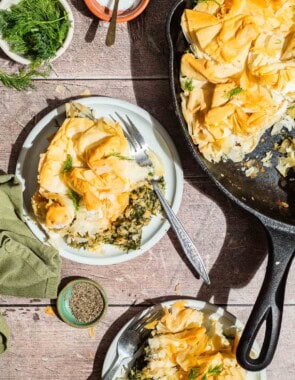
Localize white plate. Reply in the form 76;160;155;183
15;97;183;265
103;299;267;379
0;0;74;65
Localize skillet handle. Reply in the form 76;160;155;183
237;227;295;371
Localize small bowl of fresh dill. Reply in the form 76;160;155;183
0;0;74;65
57;278;108;329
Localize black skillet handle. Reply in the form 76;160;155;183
237;227;295;371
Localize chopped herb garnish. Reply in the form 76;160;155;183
61;154;73;173
202;364;222;380
128;369;143;380
67;189;80;211
186;364;222;380
70;102;95;120
183;78;194;92
72;179;165;252
225;87;244;99
189;368;200;380
275;39;282;44
104;152;134;161
207;364;223;376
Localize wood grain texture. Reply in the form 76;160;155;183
0;0;170;79
0;79;190;173
1;80;293;308
0;0;294;377
0;305;294;380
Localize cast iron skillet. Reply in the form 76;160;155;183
167;0;295;372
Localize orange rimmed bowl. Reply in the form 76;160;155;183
84;0;150;22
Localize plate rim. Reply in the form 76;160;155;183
102;298;267;379
15;96;184;265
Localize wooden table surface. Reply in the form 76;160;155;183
0;1;294;379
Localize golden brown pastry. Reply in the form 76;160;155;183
38;117;93;193
33;192;75;229
131;301;245;379
181;0;295;162
32;102;164;249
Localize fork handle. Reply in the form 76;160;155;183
106;0;120;47
103;355;127;380
152;181;210;285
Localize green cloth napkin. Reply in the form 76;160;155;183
0;314;9;355
0;174;61;298
0;174;61;354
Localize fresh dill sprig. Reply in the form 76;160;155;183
189;368;200;380
0;0;70;61
61;154;73;173
0;62;49;91
105;152;134;161
202;365;223;380
70;102;96;121
208;365;223;375
225;87;244;99
183;78;194;92
0;0;70;90
188;364;222;380
67;189;80;211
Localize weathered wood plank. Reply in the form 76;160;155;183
0;80;294;306
0;305;294;379
0;0;171;79
0;0;293;377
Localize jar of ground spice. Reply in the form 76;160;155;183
57;279;108;328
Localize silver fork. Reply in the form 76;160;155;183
102;307;163;380
113;113;210;285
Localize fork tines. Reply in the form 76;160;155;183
111;113;154;168
129;307;163;336
110;114;136;153
115;113;141;152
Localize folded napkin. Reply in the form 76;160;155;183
0;174;61;298
0;174;61;354
0;314;9;355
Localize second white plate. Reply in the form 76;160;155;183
102;299;267;380
15;96;183;265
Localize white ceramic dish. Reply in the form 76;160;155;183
15;97;183;265
0;0;74;65
102;299;267;379
98;0;141;11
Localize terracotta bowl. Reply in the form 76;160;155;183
84;0;150;22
